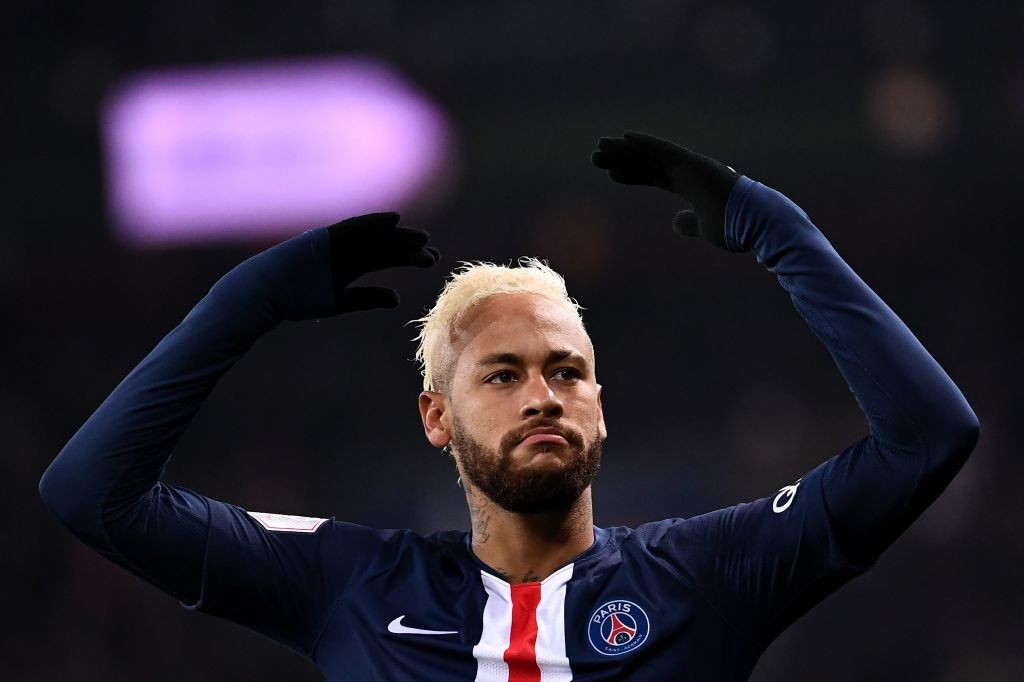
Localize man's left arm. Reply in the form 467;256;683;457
725;175;979;566
595;133;980;646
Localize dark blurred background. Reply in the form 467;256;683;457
6;1;1022;679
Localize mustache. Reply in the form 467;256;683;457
499;419;585;454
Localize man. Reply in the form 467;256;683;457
40;132;979;681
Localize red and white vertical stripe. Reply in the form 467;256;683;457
473;563;574;682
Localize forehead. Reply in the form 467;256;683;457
450;293;592;368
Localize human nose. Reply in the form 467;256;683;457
520;373;564;419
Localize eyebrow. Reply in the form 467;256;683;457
475;349;587;369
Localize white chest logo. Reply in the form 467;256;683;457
387;616;458;636
772;478;802;513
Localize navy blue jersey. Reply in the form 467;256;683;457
40;177;980;681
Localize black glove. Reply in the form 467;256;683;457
591;131;742;251
327;212;440;312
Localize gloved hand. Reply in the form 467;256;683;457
591;131;743;251
211;211;440;323
327;211;440;312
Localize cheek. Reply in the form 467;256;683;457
456;399;506;443
564;390;601;422
479;414;504;442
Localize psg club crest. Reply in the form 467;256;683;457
588;600;650;656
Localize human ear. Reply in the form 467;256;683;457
418;391;452;448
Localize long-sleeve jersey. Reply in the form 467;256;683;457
39;176;980;681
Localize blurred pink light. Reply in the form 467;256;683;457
865;65;952;156
101;57;452;248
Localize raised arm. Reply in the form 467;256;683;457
593;132;978;558
722;175;979;563
38;213;438;651
594;133;979;644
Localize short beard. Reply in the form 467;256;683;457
451;415;602;514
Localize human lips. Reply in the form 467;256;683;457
519;427;569;446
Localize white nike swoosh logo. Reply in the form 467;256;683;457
387;615;458;636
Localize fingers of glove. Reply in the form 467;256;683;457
332;219;427;252
671;210;702;238
590;150;615;169
622;131;685;158
361;244;439;272
593;150;651;176
594;137;651;166
595;136;672;188
339;286;400;312
328;213;404;268
335;223;436;270
607;168;661;185
593;151;655;176
672;209;730;250
385;225;431;250
597;136;634;154
387;245;441;269
330;211;401;235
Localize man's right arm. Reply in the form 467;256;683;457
39;216;438;655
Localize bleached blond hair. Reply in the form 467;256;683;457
411;257;586;392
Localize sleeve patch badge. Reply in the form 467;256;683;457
246;511;328;533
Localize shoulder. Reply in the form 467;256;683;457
612;466;830;570
234;501;468;557
591;521;707;565
602;516;747;574
314;519;470;566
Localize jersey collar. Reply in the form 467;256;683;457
464;525;612;584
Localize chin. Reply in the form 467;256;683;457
518;446;571;466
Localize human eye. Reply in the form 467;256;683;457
485;370;517;385
552;367;582;382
